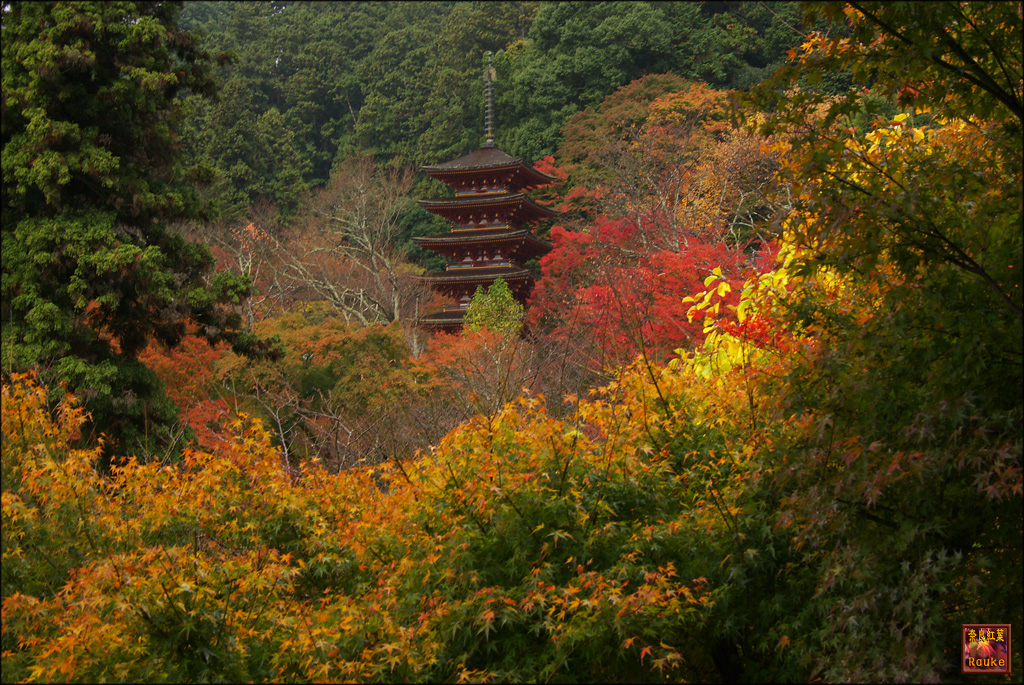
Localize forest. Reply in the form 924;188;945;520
1;1;1021;682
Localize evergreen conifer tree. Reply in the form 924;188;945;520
2;1;277;465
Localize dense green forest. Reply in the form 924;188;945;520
173;1;805;221
2;1;1021;682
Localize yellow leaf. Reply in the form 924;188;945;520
724;337;742;362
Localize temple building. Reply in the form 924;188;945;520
413;54;557;332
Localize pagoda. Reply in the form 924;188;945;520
414;53;557;332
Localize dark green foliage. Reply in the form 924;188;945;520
398;202;451;272
176;2;541;222
2;1;276;463
174;2;803;216
178;2;320;221
496;1;803;161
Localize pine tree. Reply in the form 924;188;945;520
2;1;277;465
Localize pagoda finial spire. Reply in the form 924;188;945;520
483;51;496;148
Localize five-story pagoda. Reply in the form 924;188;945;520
414;54;557;332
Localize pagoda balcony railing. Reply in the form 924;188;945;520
443;305;469;312
454;189;509;197
446;262;511;270
452;223;510;232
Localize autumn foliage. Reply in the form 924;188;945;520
3;3;1022;683
137;331;235;456
2;358;742;682
529;217;753;368
526;77;782;369
4;199;1019;679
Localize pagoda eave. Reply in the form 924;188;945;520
417;309;468;332
417;266;535;286
417;195;559;224
421;146;557;186
421;148;557;192
412;229;552;252
425;168;556;192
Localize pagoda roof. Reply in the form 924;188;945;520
417;308;468;329
417;265;535;285
421;144;557;188
412;228;552;251
417;193;559;221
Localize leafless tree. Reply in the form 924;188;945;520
271;156;430;328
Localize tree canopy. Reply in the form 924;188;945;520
171;1;803;224
2;1;276;463
2;2;1019;683
464;279;525;338
496;1;803;161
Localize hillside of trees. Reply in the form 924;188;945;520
2;1;1021;682
173;1;805;220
